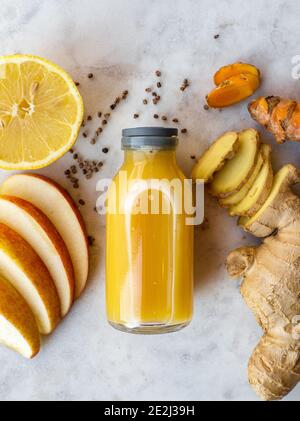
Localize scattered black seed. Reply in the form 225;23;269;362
73;154;78;160
97;112;102;118
155;70;162;77
181;128;188;134
152;92;158;97
102;120;107;126
122;90;129;99
133;114;139;119
83;169;87;175
73;184;79;189
91;139;96;145
162;116;168;121
102;148;109;154
145;87;152;93
104;113;111;119
214;34;220;39
143;99;148;105
157;82;162;88
153;114;159;119
83;132;88;138
65;170;71;176
96;128;103;136
180;78;190;91
204;104;210;111
69;149;74;154
87;116;92;121
75;82;80;87
191;156;196;160
88;73;94;79
110;104;116;110
172;118;179;123
79;200;85;206
98;162;104;168
79;163;84;169
86;173;93;180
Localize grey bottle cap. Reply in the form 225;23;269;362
122;127;178;150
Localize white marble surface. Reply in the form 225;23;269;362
0;0;299;401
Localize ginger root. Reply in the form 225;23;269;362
192;129;300;400
249;96;300;143
206;62;261;109
227;165;300;401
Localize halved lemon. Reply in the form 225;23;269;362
0;55;84;170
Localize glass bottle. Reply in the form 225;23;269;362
106;127;194;334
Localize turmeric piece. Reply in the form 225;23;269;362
214;62;260;86
249;96;300;143
207;73;260;108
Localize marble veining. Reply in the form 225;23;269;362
0;0;299;401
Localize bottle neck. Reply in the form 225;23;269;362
124;149;177;165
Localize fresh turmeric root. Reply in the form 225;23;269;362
249;96;300;143
227;165;300;401
206;63;261;108
214;62;261;86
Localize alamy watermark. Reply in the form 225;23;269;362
96;172;205;226
291;55;300;80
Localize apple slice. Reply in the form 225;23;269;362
0;175;89;298
0;196;75;316
0;275;40;359
0;224;61;334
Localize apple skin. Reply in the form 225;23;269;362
0;195;75;316
0;275;40;359
0;223;61;335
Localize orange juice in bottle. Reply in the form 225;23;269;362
106;127;194;334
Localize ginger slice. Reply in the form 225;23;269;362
239;164;300;237
229;144;273;217
207;73;260;109
219;147;264;208
210;129;260;198
214;63;260;86
191;131;239;182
